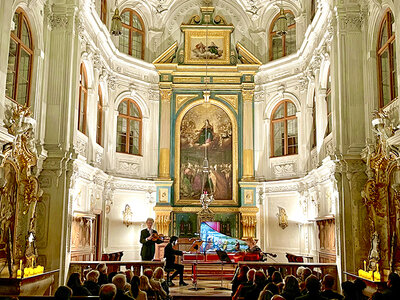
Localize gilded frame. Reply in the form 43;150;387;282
183;28;232;65
174;99;238;206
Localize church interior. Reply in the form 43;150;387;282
0;0;400;298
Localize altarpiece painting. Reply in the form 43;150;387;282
179;104;233;202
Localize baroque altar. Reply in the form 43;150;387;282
153;0;260;239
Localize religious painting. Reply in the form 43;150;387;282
179;104;233;202
183;29;231;65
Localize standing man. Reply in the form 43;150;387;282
164;236;188;286
140;218;163;261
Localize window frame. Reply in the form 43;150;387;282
270;99;298;157
6;8;34;107
269;10;296;61
78;63;88;135
96;85;103;146
377;9;397;108
311;90;317;149
100;0;107;25
116;98;142;156
325;68;332;137
120;8;145;59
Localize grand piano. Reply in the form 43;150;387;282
182;222;262;263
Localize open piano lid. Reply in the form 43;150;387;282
200;222;248;252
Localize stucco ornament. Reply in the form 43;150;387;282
277;206;288;230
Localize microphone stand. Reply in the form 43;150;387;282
188;244;204;291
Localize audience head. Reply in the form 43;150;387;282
342;280;357;298
139;275;152;291
237;265;250;281
301;267;312;282
247;268;257;282
87;270;100;283
354;278;367;293
305;275;321;294
283;275;300;293
321;274;335;291
54;286;72;300
99;283;117;300
388;272;400;290
125;270;134;283
67;272;82;288
254;270;266;285
96;263;108;274
371;291;385;300
271;296;286;300
112;274;127;290
272;271;283;284
108;272;118;283
296;266;305;279
143;268;154;280
265;282;279;295
130;275;140;298
267;266;277;278
153;267;165;280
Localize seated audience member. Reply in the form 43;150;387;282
130;275;147;300
354;278;368;300
246;270;267;300
112;274;133;300
296;267;305;280
143;268;154;280
383;272;400;300
271;296;286;300
370;292;385;300
299;268;312;294
295;275;328;300
54;286;72;300
139;275;156;298
67;272;91;296
97;263;109;286
272;271;283;285
100;283;117;300
258;283;279;300
84;270;101;296
266;267;277;284
125;270;134;283
281;275;301;300
320;274;343;300
151;267;169;300
108;271;118;283
231;265;250;296
341;281;357;300
232;268;257;300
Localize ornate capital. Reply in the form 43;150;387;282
242;89;254;103
239;207;258;238
154;206;172;236
160;89;172;103
48;13;69;30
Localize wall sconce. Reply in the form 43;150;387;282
122;204;134;227
277;206;289;229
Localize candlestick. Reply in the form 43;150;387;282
363;260;366;271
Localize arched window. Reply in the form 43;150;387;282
325;69;332;136
100;0;107;24
271;100;298;157
78;63;88;135
119;9;145;59
311;91;317;148
269;10;296;61
377;9;397;108
97;85;103;146
117;99;142;155
6;9;34;106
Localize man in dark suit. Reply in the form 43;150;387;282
140;218;163;261
164;236;188;286
295;275;328;300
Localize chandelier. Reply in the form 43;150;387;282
276;2;288;36
110;0;122;36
